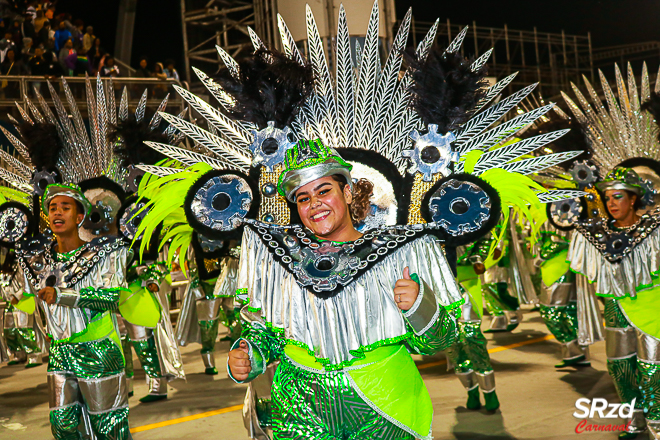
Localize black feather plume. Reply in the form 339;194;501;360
642;91;660;142
214;48;315;129
519;116;592;170
407;45;489;134
19;122;63;171
108;114;168;167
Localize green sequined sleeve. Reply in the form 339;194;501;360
228;308;285;383
405;305;458;356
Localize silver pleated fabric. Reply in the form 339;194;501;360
154;279;186;380
23;247;130;341
0;306;9;363
568;228;660;298
212;256;239;297
237;228;462;367
575;273;605;346
508;216;538;305
174;281;202;346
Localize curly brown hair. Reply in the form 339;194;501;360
331;175;373;224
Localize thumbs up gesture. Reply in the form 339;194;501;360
394;266;419;311
228;340;252;381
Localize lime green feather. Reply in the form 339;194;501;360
0;186;30;206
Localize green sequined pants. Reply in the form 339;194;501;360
446;321;493;374
483;282;519;315
539;301;578;345
4;327;39;355
271;359;414;440
199;318;220;354
48;337;131;439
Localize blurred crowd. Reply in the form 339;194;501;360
0;0;181;98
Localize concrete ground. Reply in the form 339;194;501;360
0;309;645;440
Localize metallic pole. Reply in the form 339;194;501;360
114;0;138;70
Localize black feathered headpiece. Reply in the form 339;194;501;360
407;45;489;134
108;114;168;167
519;116;592;170
214;48;315;129
19;122;63;171
642;91;660;143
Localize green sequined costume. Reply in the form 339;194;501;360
229;226;462;440
446;246;499;410
537;231;589;364
17;235;133;440
1;264;44;366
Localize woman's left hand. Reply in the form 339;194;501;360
394;267;419;311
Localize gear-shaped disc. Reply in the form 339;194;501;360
31;169;58;197
549;198;583;229
249;121;295;172
403;124;459;181
428;179;491;236
0;202;32;245
119;199;150;241
569;161;599;187
190;175;252;231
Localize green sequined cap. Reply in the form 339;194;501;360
596;167;646;197
277;139;353;202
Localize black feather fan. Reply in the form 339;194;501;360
407;45;489;134
19;122;63;171
108;115;169;167
214;48;315;129
642;91;660;142
519;116;591;170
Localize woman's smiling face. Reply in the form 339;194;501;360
295;176;353;238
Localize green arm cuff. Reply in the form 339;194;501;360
402;274;440;336
57;286;124;311
227;337;266;384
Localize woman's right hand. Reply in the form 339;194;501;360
228;340;252;381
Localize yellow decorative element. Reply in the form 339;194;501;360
407;172;441;225
584;186;606;218
204;258;219;273
259;164;290;225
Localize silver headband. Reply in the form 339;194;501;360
596;180;643;197
280;161;353;202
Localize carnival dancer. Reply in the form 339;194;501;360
1;248;45;367
537;229;590;368
19;183;132;439
562;63;660;439
109;103;186;400
449;244;501;411
133;4;583;438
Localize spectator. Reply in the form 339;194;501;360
81;25;93;52
53;21;70;52
135;56;151;77
37;19;50;48
153;61;168;98
10;19;22;48
28;45;47;74
26;1;37;20
100;55;119;77
72;19;83;48
1;49;28;98
42;49;63;77
58;37;75;74
22;13;35;40
86;37;104;71
0;33;16;62
34;10;47;33
21;36;34;61
45;4;55;20
163;58;179;81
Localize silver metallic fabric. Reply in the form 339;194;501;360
147;376;168;395
243;362;277;440
637;330;660;364
174;280;202;346
628;409;647;434
212;256;240;297
201;351;215;369
476;370;496;393
508;217;538;305
605;326;637;359
455;371;478;391
402;279;439;335
196;296;222;321
569;228;660;298
539;278;574;307
563;340;588;361
19;239;129;341
575;273;605;346
153;278;186;380
237;227;462;366
78;372;129;413
649;420;660;440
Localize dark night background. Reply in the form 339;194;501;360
55;0;660;79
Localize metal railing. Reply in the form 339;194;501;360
0;76;187;118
